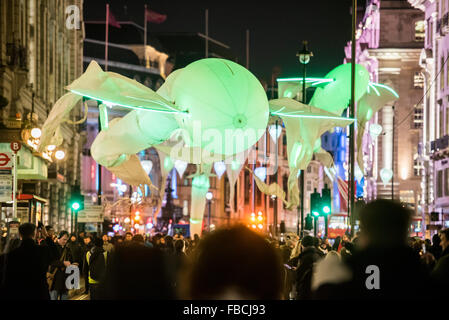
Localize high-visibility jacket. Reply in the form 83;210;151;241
86;250;108;284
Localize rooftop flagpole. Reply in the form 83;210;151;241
105;3;109;71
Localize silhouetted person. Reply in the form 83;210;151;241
0;223;57;299
295;236;323;300
431;228;449;287
314;200;436;299
429;233;442;261
98;243;174;299
186;226;283;299
131;234;145;245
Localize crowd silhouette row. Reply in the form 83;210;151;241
0;199;448;300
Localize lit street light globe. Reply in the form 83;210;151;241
55;150;65;160
206;192;213;200
30;127;42;139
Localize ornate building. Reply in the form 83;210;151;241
409;0;449;236
0;0;84;231
346;0;425;235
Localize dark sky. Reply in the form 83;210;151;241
84;0;353;81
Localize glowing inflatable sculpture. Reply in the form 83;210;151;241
42;58;393;235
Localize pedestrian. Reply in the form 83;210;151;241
67;233;82;266
124;232;133;243
295;236;323;300
102;234;114;253
164;235;175;255
186;226;283;299
48;231;74;300
0;223;58;299
429;233;442;261
81;235;93;294
314;200;436;299
131;234;145;245
431;228;449;288
86;238;108;300
97;243;175;299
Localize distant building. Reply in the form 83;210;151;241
409;0;449;235
346;0;424;235
0;0;84;231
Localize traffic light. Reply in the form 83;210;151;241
310;189;321;217
321;184;331;216
305;214;313;230
70;185;84;212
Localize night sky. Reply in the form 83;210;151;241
84;0;353;82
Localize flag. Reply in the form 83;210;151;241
336;176;356;213
108;9;121;28
145;8;167;24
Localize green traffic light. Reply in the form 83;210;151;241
312;211;320;217
323;205;330;214
71;202;80;211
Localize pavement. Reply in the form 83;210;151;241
69;276;90;300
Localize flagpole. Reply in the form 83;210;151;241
205;9;209;58
144;4;148;68
105;3;109;71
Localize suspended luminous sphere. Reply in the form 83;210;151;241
141;160;153;175
164;156;174;171
206;192;213;200
369;123;383;139
171;58;269;156
174;159;188;178
310;63;370;114
254;167;267;182
214;161;226;179
124;217;130;223
380;168;393;186
55;150;65;160
47;145;56;151
31;127;42;139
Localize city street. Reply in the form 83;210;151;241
0;0;448;305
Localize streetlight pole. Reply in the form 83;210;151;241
206;192;213;232
297;41;313;238
349;0;357;237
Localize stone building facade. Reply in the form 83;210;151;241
409;0;449;235
0;0;84;231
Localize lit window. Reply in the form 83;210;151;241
415;20;425;42
414;72;424;89
413;104;423;129
413;154;423;176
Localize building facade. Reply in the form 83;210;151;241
344;0;425;235
0;0;84;231
409;0;449;235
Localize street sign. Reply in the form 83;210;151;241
0;174;12;202
10;141;21;153
77;205;104;223
0;152;12;169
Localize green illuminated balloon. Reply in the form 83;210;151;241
309;63;370;115
170;58;269;155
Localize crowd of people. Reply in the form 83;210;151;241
0;199;448;300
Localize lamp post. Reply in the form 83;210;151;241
206;192;213;232
296;40;313;237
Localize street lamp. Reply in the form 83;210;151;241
206;192;213;232
296;40;313;237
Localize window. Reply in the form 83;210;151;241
441;57;445;92
414;21;425;42
413;104;423;129
413;154;423;176
445;168;449;196
437;170;443;198
414;72;424;88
